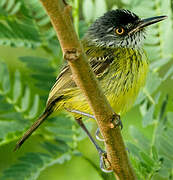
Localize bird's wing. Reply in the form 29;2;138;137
47;46;115;106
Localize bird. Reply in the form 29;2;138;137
14;9;167;172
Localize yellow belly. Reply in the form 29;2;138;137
102;48;148;114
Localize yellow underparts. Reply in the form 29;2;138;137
50;47;148;117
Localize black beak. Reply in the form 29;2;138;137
138;15;167;28
129;15;167;34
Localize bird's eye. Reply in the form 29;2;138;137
115;28;125;35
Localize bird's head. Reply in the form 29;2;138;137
84;9;167;48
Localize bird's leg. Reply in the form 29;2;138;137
65;108;123;140
111;113;123;130
65;108;122;138
65;108;112;172
65;108;105;141
65;108;95;119
75;117;112;173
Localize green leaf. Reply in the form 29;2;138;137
19;56;49;65
31;74;55;83
140;102;155;127
0;0;6;7
46;114;75;142
79;21;88;38
94;0;107;19
151;146;159;161
157;167;170;178
42;141;70;155
163;22;173;55
21;86;31;112
129;126;150;151
12;70;22;104
0;17;41;48
164;129;173;143
5;0;15;12
161;156;173;169
10;1;22;15
158;136;173;160
47;114;74;129
46;127;74;136
150;57;171;71
167;112;173;125
19;56;56;91
131;2;155;18
163;65;173;80
1;64;10;94
143;71;162;102
0;96;12;112
1;149;71;180
0;111;22;121
82;0;94;23
37;16;50;26
26;94;40;119
145;46;161;61
0;120;28;146
140;151;155;168
0;61;6;83
46;127;74;142
126;142;141;157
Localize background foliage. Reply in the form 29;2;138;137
0;0;173;179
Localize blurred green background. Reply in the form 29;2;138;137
0;0;173;180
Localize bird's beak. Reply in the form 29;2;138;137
129;15;167;34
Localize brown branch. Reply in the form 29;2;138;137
39;0;137;179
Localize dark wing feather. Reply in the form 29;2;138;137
47;46;115;105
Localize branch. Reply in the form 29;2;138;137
39;0;137;179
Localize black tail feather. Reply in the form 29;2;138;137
14;110;51;151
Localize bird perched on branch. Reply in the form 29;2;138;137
14;9;167;172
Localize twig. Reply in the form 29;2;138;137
39;0;137;179
62;0;67;6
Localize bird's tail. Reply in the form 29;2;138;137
14;110;51;151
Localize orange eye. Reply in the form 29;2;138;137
115;28;125;35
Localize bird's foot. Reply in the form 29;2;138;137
99;149;113;173
95;128;104;141
96;113;122;142
110;113;123;130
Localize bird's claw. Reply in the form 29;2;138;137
96;114;122;142
99;150;113;173
96;128;104;141
111;113;123;130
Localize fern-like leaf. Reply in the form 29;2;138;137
0;61;42;145
0;150;71;180
0;17;41;48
